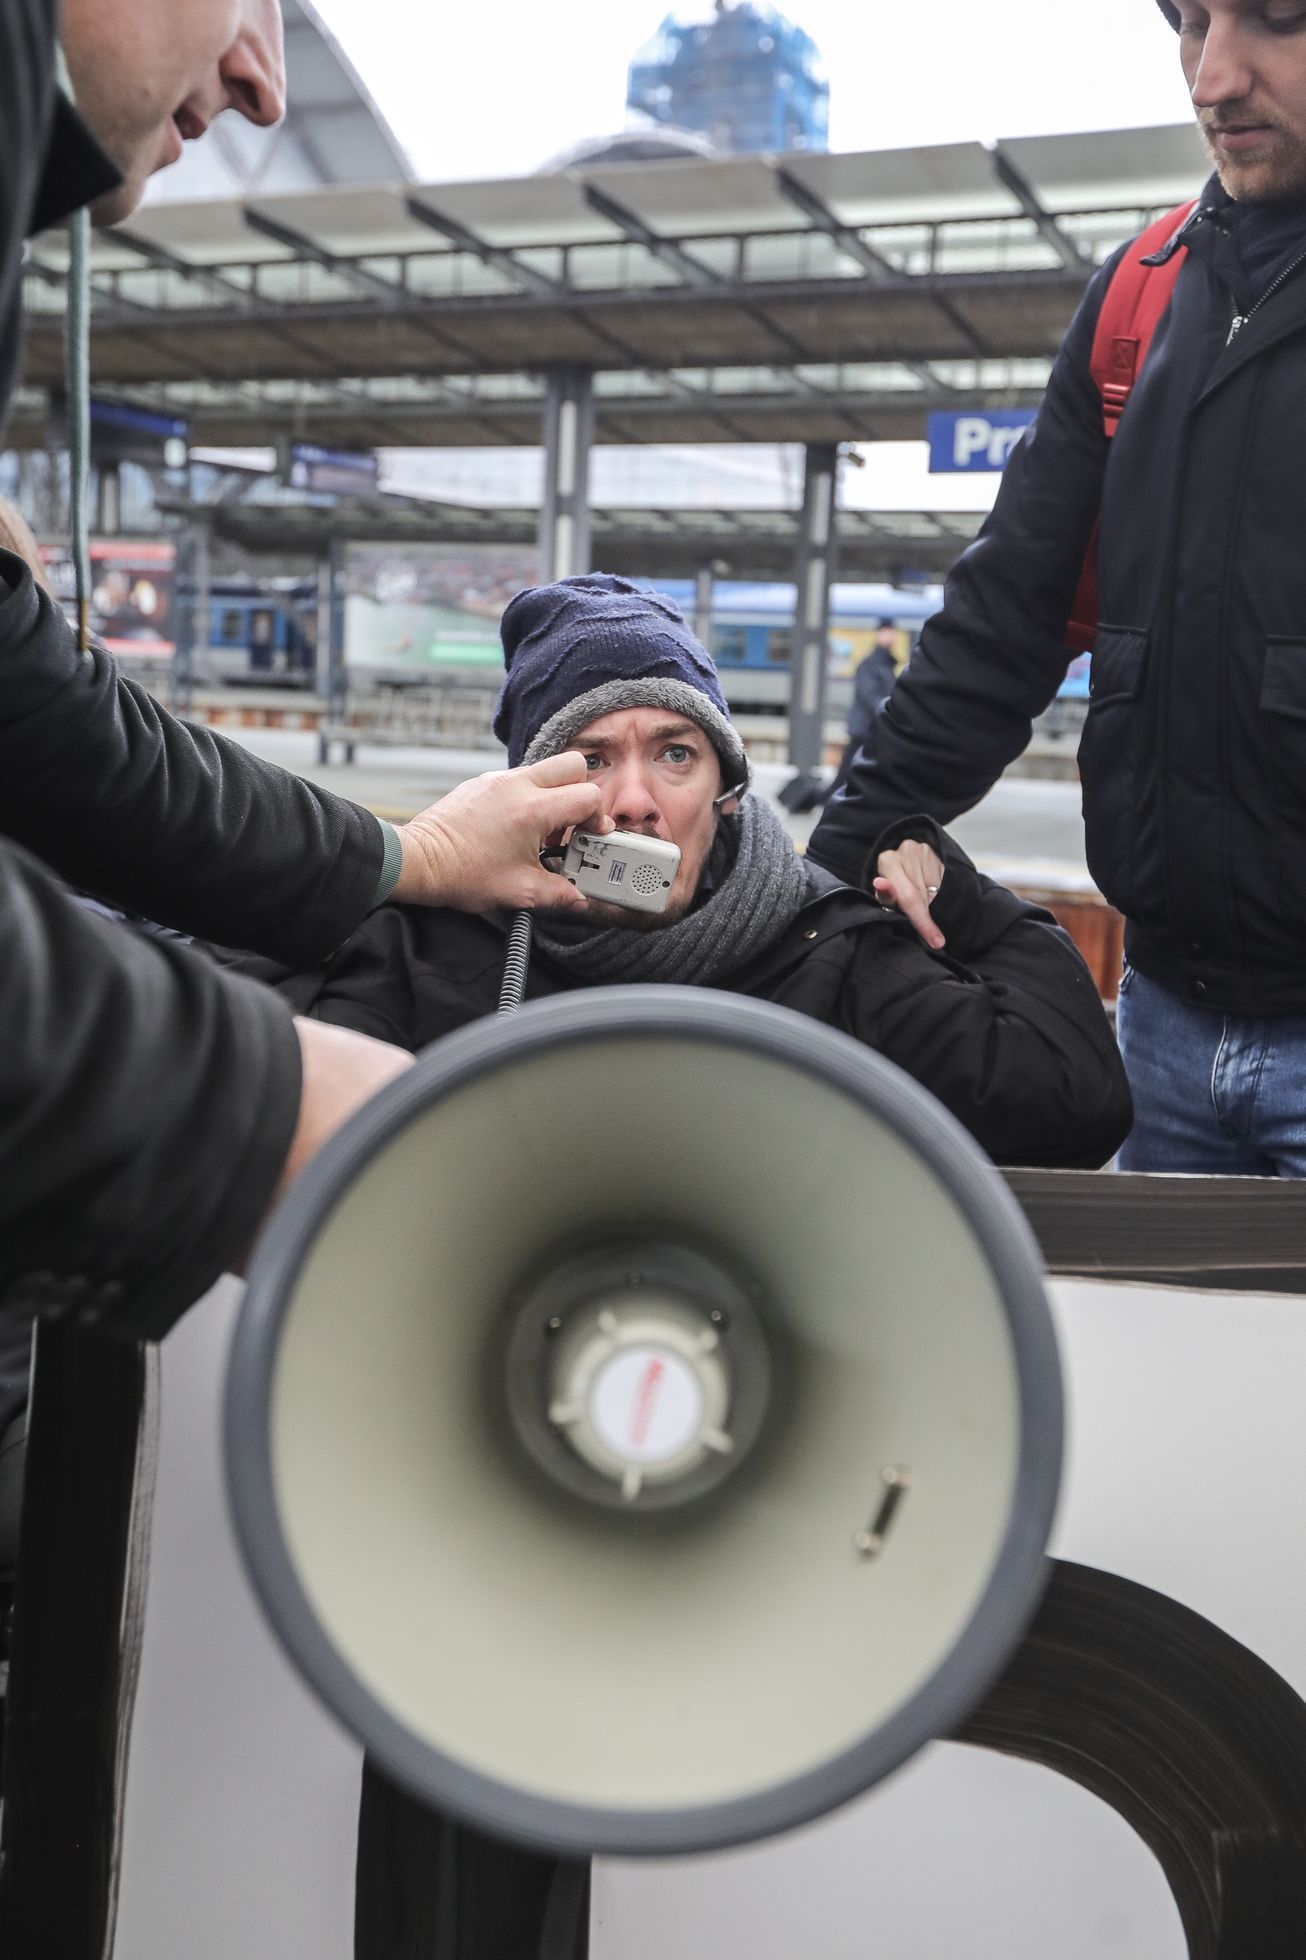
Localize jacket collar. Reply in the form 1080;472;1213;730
29;93;122;237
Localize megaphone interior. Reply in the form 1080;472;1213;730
226;988;1061;1857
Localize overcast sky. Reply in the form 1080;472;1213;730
315;0;1196;183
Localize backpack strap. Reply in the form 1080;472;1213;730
1064;200;1197;652
1088;200;1197;435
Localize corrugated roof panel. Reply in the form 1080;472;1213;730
414;176;614;246
242;184;426;258
1003;123;1208;212
579;154;804;235
787;145;1016;227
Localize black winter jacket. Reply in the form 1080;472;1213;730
233;818;1132;1172
813;178;1306;1017
0;4;388;1345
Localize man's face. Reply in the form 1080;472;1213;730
566;706;736;930
1176;1;1306;200
60;0;286;223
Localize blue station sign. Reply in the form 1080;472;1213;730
927;409;1037;473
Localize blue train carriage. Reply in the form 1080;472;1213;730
204;577;318;687
647;579;938;714
649;579;1094;731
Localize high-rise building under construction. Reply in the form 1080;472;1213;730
627;2;829;157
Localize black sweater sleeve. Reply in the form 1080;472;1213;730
836;821;1132;1169
0;554;386;965
0;839;303;1342
808;250;1124;885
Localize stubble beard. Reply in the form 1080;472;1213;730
1201;119;1306;202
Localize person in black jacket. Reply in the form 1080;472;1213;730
0;0;611;1374
826;621;900;801
814;0;1306;1178
242;575;1131;1172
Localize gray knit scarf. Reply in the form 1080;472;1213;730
530;793;822;987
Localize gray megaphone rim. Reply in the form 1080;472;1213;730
226;986;1062;1858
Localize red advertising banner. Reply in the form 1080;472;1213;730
41;537;176;658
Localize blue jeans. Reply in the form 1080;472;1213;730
1117;964;1306;1175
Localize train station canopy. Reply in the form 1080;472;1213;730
166;487;984;581
18;121;1208;449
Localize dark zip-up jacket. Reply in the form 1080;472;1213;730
812;177;1306;1017
0;1;388;1347
230;817;1132;1172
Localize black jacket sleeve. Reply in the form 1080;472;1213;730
1;0;53;424
835;819;1131;1169
0;554;386;965
0;839;304;1342
808;251;1124;886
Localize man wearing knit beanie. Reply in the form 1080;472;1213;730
812;0;1306;1180
237;571;1129;1180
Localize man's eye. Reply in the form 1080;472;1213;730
583;753;605;771
661;744;693;764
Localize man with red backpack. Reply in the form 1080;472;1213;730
811;0;1306;1176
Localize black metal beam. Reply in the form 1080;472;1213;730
241;207;403;305
928;289;992;358
989;143;1092;273
111;227;255;308
580;184;723;291
404;197;562;298
773;165;897;279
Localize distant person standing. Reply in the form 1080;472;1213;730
827;621;899;799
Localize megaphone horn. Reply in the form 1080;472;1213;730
226;988;1061;1856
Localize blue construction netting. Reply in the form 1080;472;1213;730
627;2;829;157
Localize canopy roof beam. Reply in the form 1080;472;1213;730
111;227;255;308
580;184;722;291
403;198;562;298
988;142;1092;273
241;207;404;304
772;166;897;280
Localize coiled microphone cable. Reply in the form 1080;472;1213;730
497;910;533;1016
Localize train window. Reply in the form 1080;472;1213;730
219;608;245;643
711;625;747;663
766;630;792;665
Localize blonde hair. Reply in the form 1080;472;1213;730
0;497;50;590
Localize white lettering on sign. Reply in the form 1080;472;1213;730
952;417;1029;470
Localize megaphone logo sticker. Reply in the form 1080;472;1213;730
591;1347;705;1465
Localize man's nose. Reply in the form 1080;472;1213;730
606;761;662;832
220;0;287;128
1189;18;1255;108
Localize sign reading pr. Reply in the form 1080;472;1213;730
927;409;1037;474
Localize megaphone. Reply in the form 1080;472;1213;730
226;988;1061;1857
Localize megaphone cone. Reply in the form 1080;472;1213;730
226;989;1060;1856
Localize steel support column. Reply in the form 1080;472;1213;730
172;515;209;715
538;367;594;583
95;463;120;537
787;442;840;771
316;536;348;760
693;562;716;647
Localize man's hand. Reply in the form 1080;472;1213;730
389;753;614;915
873;838;947;951
270;1019;414;1213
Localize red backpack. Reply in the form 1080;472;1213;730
1063;200;1196;653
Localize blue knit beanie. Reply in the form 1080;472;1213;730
493;573;751;792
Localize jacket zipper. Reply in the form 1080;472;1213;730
1227;246;1306;343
